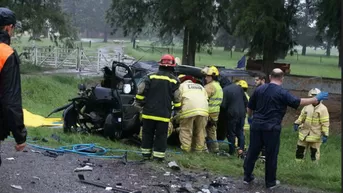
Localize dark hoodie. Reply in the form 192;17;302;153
220;77;248;118
0;30;27;144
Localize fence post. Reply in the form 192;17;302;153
97;50;101;73
76;47;81;70
54;48;58;67
34;47;38;65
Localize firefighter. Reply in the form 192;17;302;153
0;7;27;166
201;66;223;153
176;74;209;152
294;88;330;162
134;54;181;162
236;80;250;131
221;77;248;157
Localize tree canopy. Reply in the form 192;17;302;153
0;0;77;43
316;0;341;67
107;0;218;66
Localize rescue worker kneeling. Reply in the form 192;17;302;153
201;66;223;153
294;88;330;162
175;74;209;152
134;54;181;162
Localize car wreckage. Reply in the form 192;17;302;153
47;60;255;146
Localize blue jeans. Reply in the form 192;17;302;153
226;117;245;155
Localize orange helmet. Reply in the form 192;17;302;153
158;54;176;67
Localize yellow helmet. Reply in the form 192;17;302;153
178;74;186;79
308;88;321;97
236;80;248;89
201;66;219;76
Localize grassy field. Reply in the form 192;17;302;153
18;73;341;193
10;36;341;79
126;44;340;79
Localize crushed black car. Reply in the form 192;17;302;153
47;60;255;143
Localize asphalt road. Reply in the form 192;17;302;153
0;140;328;193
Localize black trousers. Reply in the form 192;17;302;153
227;116;245;155
141;119;169;159
243;129;281;188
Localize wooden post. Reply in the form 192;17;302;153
97;50;101;73
54;48;58;67
34;47;38;65
76;47;80;70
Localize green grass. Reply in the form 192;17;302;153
19;74;341;193
126;43;341;79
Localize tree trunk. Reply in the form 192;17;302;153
339;46;342;67
301;45;307;55
197;43;201;53
103;25;109;43
182;27;196;66
262;41;276;83
103;31;108;43
326;38;331;57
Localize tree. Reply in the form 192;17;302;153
229;0;299;80
0;0;76;43
316;0;341;67
107;0;218;66
295;0;320;55
62;0;111;42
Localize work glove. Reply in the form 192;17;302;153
322;136;328;143
247;117;253;125
315;92;329;101
293;124;299;132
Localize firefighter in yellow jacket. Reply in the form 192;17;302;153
176;74;209;152
201;66;223;153
294;88;330;162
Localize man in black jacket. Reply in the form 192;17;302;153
220;77;248;156
134;54;181;162
0;7;27;166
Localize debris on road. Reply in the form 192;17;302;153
10;185;23;190
30;149;41;154
168;161;181;171
32;176;41;181
6;157;15;161
42;150;62;158
77;174;142;193
74;165;93;172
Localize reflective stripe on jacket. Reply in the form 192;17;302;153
205;81;223;120
178;80;208;119
135;69;181;122
243;92;250;130
294;103;330;142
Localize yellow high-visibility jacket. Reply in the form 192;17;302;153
178;80;209;119
204;80;223;121
294;103;330;142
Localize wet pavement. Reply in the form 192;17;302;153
0;141;328;193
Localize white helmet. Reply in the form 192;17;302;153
308;88;321;97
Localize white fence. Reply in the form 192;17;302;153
21;46;135;73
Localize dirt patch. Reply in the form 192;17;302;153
282;90;341;134
0;141;329;193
